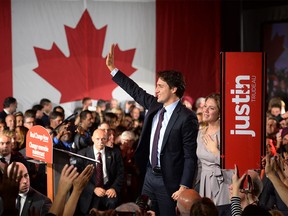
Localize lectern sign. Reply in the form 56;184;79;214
221;52;265;171
26;125;53;163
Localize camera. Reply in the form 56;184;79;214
135;194;152;211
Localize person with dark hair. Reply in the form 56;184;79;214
82;97;93;111
96;99;107;123
53;105;65;117
242;204;272;216
0;96;17;121
49;111;64;129
103;112;118;129
190;197;219;216
40;98;52;126
23;109;36;130
106;44;198;215
32;104;45;126
73;110;94;152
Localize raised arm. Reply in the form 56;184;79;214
63;164;94;216
48;164;79;215
265;154;288;207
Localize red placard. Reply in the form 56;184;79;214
221;52;266;172
26;125;53;163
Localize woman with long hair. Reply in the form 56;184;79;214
196;93;232;206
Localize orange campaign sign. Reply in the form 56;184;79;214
221;52;266;172
26;125;53;164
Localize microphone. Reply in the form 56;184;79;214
62;111;79;124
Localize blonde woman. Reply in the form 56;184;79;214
196;93;232;206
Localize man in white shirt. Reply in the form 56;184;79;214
0;132;28;172
8;162;51;216
75;129;124;215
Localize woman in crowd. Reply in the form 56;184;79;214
15;125;28;150
196;93;232;206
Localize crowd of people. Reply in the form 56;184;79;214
0;44;288;215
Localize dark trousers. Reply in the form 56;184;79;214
142;166;176;216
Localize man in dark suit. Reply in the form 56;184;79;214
8;162;52;216
0;96;17;121
0;132;28;173
106;44;199;215
75;128;124;215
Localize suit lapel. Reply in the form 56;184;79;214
105;147;112;171
87;146;95;164
21;189;33;216
161;103;181;151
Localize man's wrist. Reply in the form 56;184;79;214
111;68;118;76
179;185;189;189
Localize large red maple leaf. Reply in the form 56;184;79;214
33;10;136;103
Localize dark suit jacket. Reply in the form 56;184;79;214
20;187;52;216
76;146;124;214
0;110;7;121
112;70;198;196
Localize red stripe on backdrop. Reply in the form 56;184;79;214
0;0;13;103
156;0;221;102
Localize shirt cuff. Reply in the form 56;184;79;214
180;184;189;189
111;68;119;77
53;137;60;144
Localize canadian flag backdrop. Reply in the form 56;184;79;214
0;0;220;115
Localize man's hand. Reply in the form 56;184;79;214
171;185;187;201
94;187;106;197
58;164;79;195
232;164;246;197
106;44;116;72
73;164;94;192
105;188;117;198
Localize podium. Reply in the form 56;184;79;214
51;148;71;196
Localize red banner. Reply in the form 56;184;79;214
26;125;53;164
221;52;266;172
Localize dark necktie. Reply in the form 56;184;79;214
0;157;7;164
151;108;166;168
95;152;104;187
16;195;21;211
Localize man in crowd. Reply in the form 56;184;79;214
0;97;17;121
75;128;124;215
8;162;52;216
106;44;198;215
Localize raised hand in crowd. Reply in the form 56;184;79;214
62;164;94;216
231;164;247;198
48;164;79;215
265;154;288;207
0;162;22;216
